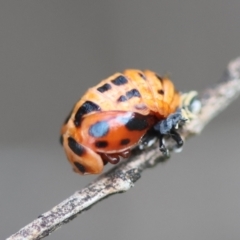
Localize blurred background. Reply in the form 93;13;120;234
1;1;240;239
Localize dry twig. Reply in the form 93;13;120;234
7;57;240;240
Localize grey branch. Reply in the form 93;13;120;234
7;57;240;240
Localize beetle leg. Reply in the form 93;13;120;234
158;135;169;156
100;153;120;164
118;150;131;158
170;129;184;148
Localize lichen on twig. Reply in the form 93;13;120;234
7;57;240;240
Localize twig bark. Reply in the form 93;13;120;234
7;57;240;240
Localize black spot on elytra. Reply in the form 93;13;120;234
74;101;101;127
97;83;112;93
120;138;130;145
156;74;163;83
126;89;141;99
95;141;108;148
117;95;128;102
89;121;110;138
68;137;86;156
125;116;149;131
59;135;63;145
74;162;86;173
111;75;128;86
158;89;164;95
138;72;146;80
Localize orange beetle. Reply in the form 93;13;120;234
60;69;184;175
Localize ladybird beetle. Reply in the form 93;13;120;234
60;69;197;175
